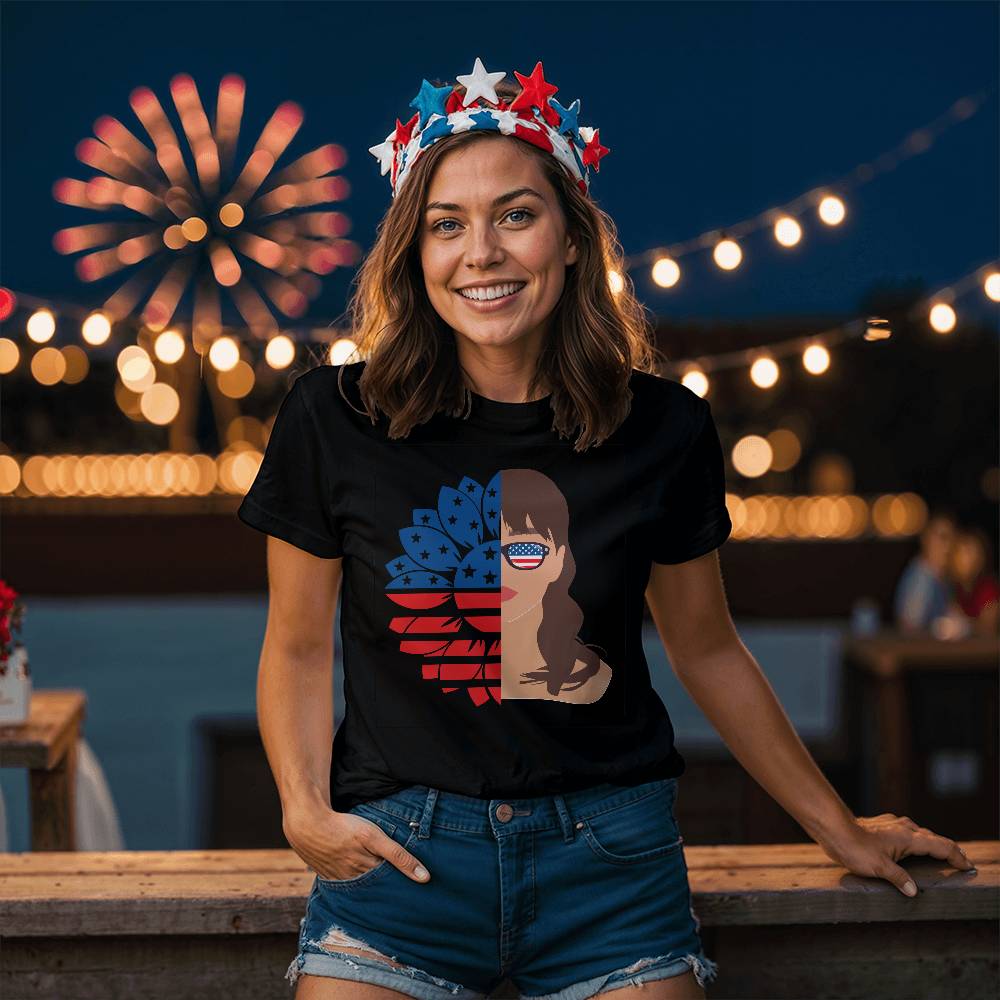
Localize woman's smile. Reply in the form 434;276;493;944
455;282;527;312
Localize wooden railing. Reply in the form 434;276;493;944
1;842;995;999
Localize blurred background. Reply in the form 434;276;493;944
1;1;997;855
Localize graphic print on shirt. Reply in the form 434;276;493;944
384;468;614;710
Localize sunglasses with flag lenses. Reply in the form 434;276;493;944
501;541;551;570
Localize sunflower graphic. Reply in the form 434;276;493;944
385;473;503;707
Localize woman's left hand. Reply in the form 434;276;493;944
818;812;977;896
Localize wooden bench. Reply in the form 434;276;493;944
1;842;996;999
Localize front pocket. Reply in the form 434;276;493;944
580;786;683;865
316;807;418;889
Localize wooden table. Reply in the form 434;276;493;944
0;689;86;851
0;842;995;999
843;633;999;821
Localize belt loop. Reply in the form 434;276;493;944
413;786;438;839
552;794;577;843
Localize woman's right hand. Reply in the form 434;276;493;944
283;799;431;883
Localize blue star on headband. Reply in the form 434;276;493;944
409;80;453;127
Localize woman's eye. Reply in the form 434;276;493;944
431;209;533;233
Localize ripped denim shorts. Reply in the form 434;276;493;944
285;776;718;999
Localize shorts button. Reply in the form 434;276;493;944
496;803;514;822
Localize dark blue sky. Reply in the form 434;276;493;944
2;1;997;325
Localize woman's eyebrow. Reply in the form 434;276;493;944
425;187;543;213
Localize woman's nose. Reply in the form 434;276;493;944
464;223;504;270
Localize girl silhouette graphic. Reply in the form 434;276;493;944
499;468;613;703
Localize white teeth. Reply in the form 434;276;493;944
458;282;525;301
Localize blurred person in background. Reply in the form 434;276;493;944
950;526;1000;636
893;512;958;634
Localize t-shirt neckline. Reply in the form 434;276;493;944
468;388;553;428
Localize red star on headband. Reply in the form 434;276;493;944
582;128;610;171
445;89;465;114
511;62;559;116
394;112;420;146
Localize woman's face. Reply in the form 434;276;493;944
418;139;578;353
499;515;565;623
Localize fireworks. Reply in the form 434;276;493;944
53;73;357;350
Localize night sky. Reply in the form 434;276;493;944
2;0;997;327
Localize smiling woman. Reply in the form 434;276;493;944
419;147;580;361
237;56;973;1000
346;72;657;449
237;59;734;1000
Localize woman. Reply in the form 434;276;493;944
238;59;975;1000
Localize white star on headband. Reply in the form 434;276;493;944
493;108;520;135
368;129;397;176
448;109;478;134
456;57;506;107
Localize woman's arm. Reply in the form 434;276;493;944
256;536;431;883
645;551;976;894
257;535;341;819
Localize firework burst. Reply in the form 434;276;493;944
53;73;357;350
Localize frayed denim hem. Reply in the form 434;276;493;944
520;950;721;1000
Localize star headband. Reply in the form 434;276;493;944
368;57;610;199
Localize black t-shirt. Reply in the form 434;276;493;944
238;361;732;812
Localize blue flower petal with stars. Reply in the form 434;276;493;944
386;569;454;591
454;540;502;590
550;97;581;136
419;114;453;148
483;472;501;537
409;79;453;127
437;481;486;549
410;507;444;533
385;552;422;579
397;524;460;572
456;475;485;510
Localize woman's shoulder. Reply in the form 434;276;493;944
627;368;710;440
292;359;368;419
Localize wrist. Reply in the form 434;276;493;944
798;795;858;848
280;781;333;819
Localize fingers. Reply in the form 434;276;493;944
909;828;977;871
880;859;919;897
375;833;431;883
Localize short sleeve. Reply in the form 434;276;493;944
237;375;343;558
650;398;733;564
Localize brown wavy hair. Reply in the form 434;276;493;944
338;76;668;451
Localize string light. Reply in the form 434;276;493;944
713;237;742;271
81;311;112;345
265;334;296;369
929;301;957;334
27;309;56;343
802;343;831;374
651;257;681;288
1;254;995;408
680;368;709;397
208;335;240;372
154;329;186;364
817;195;847;226
624;86;993;281
750;355;780;388
773;216;803;248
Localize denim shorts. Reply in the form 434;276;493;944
285;776;719;999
